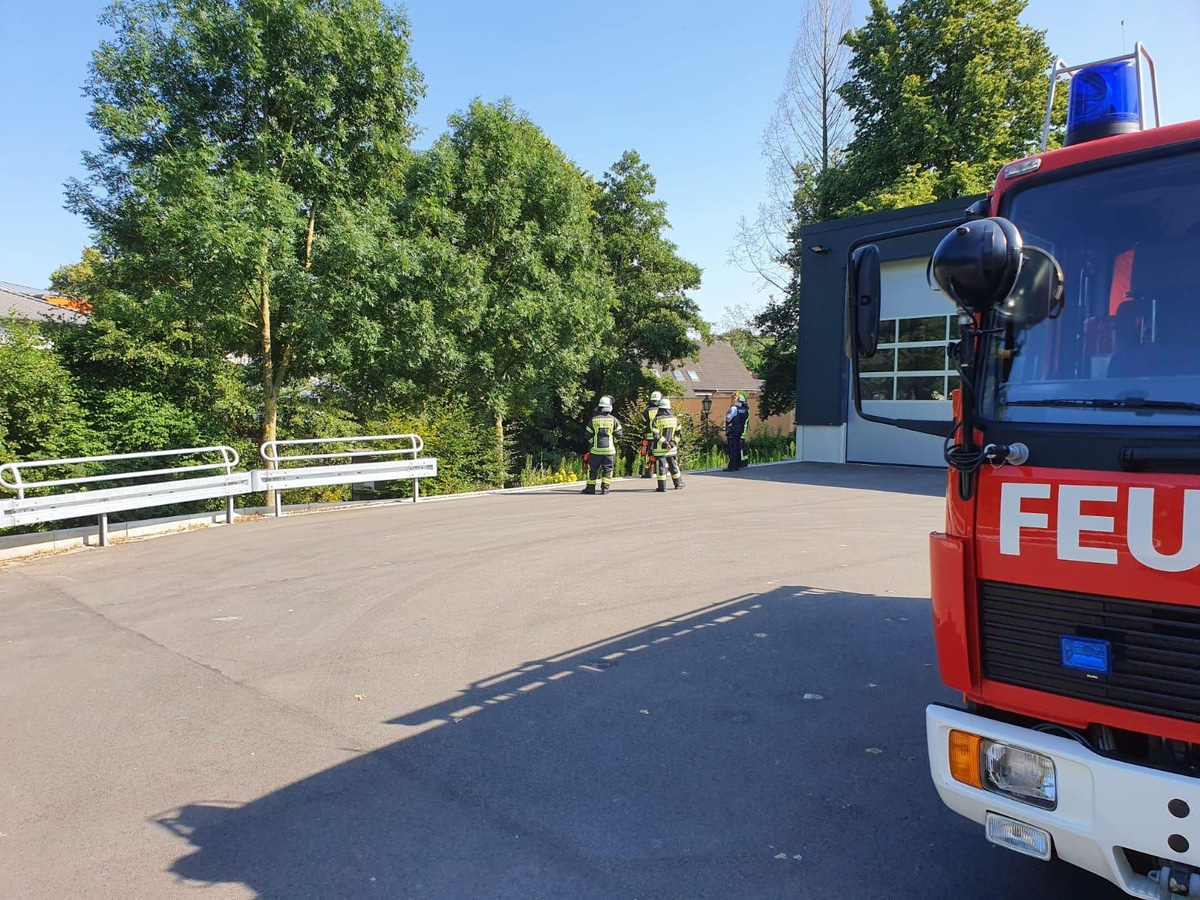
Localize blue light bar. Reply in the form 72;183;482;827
1060;635;1112;674
1065;60;1140;146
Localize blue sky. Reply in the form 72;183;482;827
1;0;1198;324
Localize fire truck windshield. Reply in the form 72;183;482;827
981;148;1200;427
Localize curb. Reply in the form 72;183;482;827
1;458;802;563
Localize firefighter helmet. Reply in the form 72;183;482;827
599;395;614;412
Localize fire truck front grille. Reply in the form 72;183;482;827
979;581;1200;724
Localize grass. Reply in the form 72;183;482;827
516;430;796;487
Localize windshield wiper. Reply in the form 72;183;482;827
1005;397;1200;413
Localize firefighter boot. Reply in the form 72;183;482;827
655;482;666;493
673;478;685;490
600;484;610;495
581;485;596;495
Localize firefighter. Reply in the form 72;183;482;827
640;390;663;478
650;397;684;492
582;395;623;495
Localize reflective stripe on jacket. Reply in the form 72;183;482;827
642;406;659;440
651;413;680;457
586;413;623;455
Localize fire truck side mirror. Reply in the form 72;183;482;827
998;245;1065;329
850;244;882;358
931;217;1023;314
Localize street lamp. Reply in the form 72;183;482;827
701;395;712;420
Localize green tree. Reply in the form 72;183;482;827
49;247;105;301
397;100;613;483
755;0;1065;413
716;304;774;377
591;149;704;401
822;0;1060;216
0;319;96;461
67;0;425;455
751;290;802;418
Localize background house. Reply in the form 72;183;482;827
649;339;793;435
0;281;90;326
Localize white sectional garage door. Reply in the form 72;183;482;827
845;258;954;467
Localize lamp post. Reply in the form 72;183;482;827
701;395;712;421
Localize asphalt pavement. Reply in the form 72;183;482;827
0;462;1125;899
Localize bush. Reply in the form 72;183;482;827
365;400;504;497
0;318;97;461
517;454;581;486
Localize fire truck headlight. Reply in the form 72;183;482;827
982;741;1057;809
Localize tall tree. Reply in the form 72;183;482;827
757;0;1064;415
730;0;853;294
397;100;613;482
591;150;704;401
67;0;425;455
822;0;1060;216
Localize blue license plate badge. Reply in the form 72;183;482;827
1060;635;1111;674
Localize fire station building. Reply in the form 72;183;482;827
794;195;985;468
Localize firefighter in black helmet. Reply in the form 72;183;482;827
582;395;623;495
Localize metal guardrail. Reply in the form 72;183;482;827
257;434;437;517
0;447;249;545
0;436;440;544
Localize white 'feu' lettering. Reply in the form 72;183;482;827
1057;484;1118;565
1000;482;1050;556
1127;488;1200;573
997;482;1200;573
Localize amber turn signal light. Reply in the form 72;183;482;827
949;729;984;789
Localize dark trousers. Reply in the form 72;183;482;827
588;453;615;486
726;433;741;471
656;455;680;482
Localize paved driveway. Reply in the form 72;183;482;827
0;463;1122;898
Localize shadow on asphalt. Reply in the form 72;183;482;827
691;461;947;498
494;462;947;501
155;586;1121;900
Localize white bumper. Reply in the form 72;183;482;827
928;705;1200;899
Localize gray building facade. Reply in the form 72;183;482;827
794;196;984;467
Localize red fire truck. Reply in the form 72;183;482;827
849;46;1200;897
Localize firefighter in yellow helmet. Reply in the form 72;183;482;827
640;390;663;478
650;397;684;492
582;395;623;495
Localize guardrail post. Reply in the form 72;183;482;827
413;477;420;503
1;445;249;540
274;491;283;518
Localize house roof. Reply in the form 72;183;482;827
649;340;759;397
0;281;89;325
